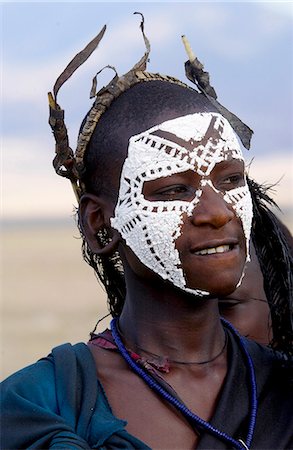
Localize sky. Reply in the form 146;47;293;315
2;1;293;222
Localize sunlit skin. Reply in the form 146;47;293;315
82;111;251;449
219;242;272;346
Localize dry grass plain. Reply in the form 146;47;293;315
1;223;110;379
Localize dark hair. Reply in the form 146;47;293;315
248;178;293;355
82;81;216;198
78;80;293;355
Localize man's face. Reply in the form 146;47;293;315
111;112;253;297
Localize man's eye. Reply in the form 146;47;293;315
156;185;191;199
219;173;244;189
161;186;187;194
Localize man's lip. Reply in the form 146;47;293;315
191;238;239;254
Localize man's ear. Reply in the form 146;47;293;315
79;193;120;256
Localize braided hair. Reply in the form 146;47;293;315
248;178;293;355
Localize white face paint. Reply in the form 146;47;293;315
111;112;253;296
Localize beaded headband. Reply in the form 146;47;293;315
48;13;253;201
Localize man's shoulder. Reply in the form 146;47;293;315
245;337;291;365
1;342;93;399
1;343;99;448
243;337;292;389
244;340;293;447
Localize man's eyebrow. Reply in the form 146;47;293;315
151;129;195;150
214;159;244;169
219;158;244;165
151;130;200;151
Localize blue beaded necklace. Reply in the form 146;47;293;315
111;317;257;450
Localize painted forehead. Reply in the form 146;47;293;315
127;112;244;178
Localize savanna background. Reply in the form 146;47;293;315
2;1;293;379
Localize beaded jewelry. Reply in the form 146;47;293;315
116;318;228;366
111;317;257;450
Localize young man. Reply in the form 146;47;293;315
1;19;292;449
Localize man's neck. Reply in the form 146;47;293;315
118;272;225;364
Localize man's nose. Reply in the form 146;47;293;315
190;185;234;228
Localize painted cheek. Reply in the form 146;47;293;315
223;183;253;262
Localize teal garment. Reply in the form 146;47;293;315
1;332;293;449
1;343;149;449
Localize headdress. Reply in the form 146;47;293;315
48;13;253;201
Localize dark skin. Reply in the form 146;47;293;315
219;217;293;347
219;242;273;346
80;111;249;449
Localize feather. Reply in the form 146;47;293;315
182;35;253;150
53;25;106;100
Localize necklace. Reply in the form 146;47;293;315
116;320;227;365
111;317;257;450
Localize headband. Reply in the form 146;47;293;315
48;13;253;201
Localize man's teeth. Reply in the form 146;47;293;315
195;245;231;255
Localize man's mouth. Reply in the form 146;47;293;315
193;243;236;256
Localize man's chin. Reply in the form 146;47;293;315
184;279;241;299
